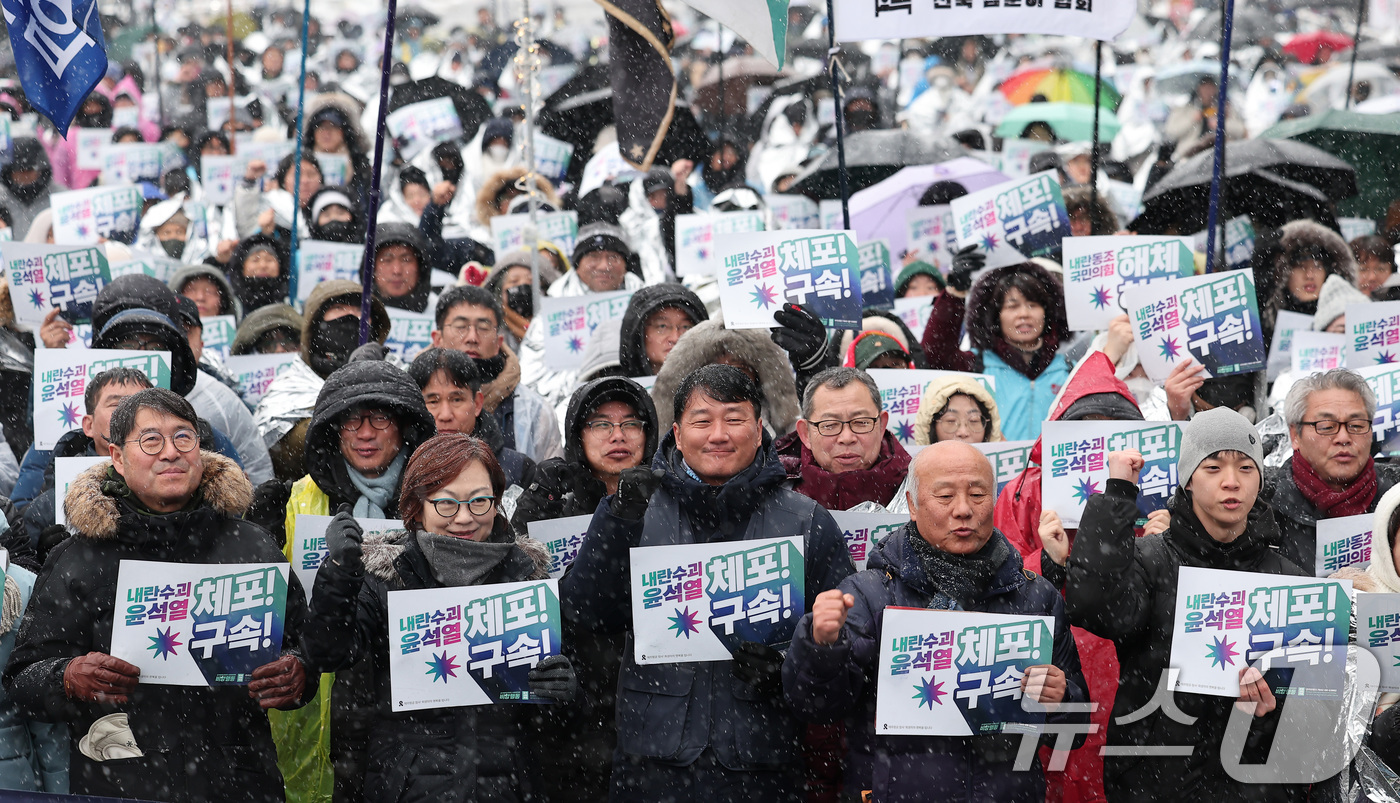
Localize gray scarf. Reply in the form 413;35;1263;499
415;529;516;587
908;528;1012;610
348;450;407;518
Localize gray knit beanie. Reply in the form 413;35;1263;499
1177;406;1263;482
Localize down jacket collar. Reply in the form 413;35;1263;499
65;451;253;541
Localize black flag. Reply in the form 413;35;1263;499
599;0;676;170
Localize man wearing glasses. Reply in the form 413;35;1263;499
5;388;315;801
1266;368;1400;571
777;367;912;512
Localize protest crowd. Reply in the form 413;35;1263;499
2;0;1400;801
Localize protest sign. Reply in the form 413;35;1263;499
996;139;1051;179
1041;420;1184;528
292;514;401;603
858;240;895;310
75;127;107;170
51;185;143;245
386;97;463;161
225;353;301;408
951;173;1069;270
5;242;111;327
1314;514;1371;577
716;230;863;331
674;211;766;277
387;579;561;710
537;289;634;371
385;308;434;362
820;199;844;230
1357;593;1400;693
1346;300;1400;368
33;349;171;450
905;205;956;272
631;536;804;664
110;560;289;686
875;607;1056;736
200;155;239;207
973;440;1037;498
100;142;166;184
317;153;350;187
1268;311;1314;382
1169;567;1350;697
54;456;108;525
529;133;574;184
111;106;140;131
1192;216;1255;272
200;315;237;362
1103;179;1143;222
866;369;995;448
1124;269;1265;382
1061;235;1194;331
829;511;908;572
491;211;579;259
295;240;364;303
1290;331;1346;376
1363;363;1400;455
1341;217;1377;242
526;514;593;578
894;295;935;336
769;195;820;230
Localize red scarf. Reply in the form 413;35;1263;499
1291;454;1378;518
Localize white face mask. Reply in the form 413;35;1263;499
488;144;510;162
1125;376;1156;405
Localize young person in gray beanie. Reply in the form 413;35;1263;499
1065;406;1308;803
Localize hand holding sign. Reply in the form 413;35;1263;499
812;589;855;646
1021;664;1066;710
1235;666;1276;717
248;654;306;710
64;652;140;703
1164;360;1208;421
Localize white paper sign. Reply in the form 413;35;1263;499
317;153;351;187
226;353;302;408
905;205;956;272
1346;300;1400;368
894;295;935;337
76;128;108;170
200;155;239;207
537;289;633;371
950;172;1069;270
200;315;237;362
1268;310;1315;382
833;0;1135;43
294;240;364;302
715;229;864;331
819;199;845;230
867;368;995;449
1040;420;1184;528
490;211;579;259
1290;331;1346;377
386;97;463;162
828;511;907;572
385;308;434;362
4;242;112;328
54;456;109;525
51;185;144;245
33;349;171;450
1357;593;1400;693
1314;514;1372;577
1061;235;1195;331
674;211;767;277
529;133;574;184
292;514;401;603
769;195;820;230
1123;269;1265;382
100;142;166;184
526;514;593;578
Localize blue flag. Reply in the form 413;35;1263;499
1;0;108;136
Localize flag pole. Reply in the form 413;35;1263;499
1203;0;1234;274
1345;0;1364;109
225;0;236;152
717;19;725;136
515;0;543;304
1089;40;1102;205
824;0;849;229
286;0;312;303
151;6;164;128
357;0;400;345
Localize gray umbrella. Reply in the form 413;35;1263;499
790;130;966;199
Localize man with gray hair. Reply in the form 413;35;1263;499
1265;367;1400;571
775;366;913;510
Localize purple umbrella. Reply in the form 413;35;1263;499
848;158;1011;257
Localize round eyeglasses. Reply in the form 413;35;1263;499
428;496;496;518
126;429;199;456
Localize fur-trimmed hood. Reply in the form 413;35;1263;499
360;524;551;584
1263;218;1358;331
303;92;368;154
1367;484;1400;593
64;452;253;540
649;316;801;435
473;167;559;227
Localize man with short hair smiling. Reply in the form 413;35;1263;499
1267;368;1400;571
777;366;912;510
784;441;1088;800
431;285;561;461
562;364;854;802
4;388;313;802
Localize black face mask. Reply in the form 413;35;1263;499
2;172;46;204
315;220;361;243
160;238;186;258
309;316;362;377
845;110;876;131
439;160;464;186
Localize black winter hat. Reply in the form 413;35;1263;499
572;222;631;265
1060;392;1144;422
93;309;199;396
93;275;186;337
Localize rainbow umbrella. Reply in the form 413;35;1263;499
998;68;1120;110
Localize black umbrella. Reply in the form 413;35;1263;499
1134;165;1346;235
389;76;493;142
790;130;966;199
477;40;576;88
1145;137;1356;201
1184;5;1278;46
395;6;440;29
537;89;710;187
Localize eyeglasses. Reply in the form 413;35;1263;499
1300;419;1373;436
340;412;394;432
428;496;496;517
808;417;879;437
584;420;646;437
936;413;985;430
127;429;199;456
647;322;693;338
443;319;498;336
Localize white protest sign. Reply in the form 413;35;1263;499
76;128;108;170
200;155;239;207
950;172;1069;270
828;511;907;572
631;536;804;664
33;350;171;450
294;241;363;303
769;195;820;230
1341;217;1377;242
833;0;1135;43
529;133;574;185
54;456;108;525
997;139;1051;178
537;289;633;371
674;211;766;277
715;229;863;331
292;514;401;603
1123;269;1265;382
5;242;112;327
1357;593;1400;693
1290;331;1346;377
894;295;935;337
1314;514;1372;577
226;353;302;408
200;315;237;362
973;440;1037;498
317;153;351;187
819;199;844;230
1268;310;1314;382
1346;300;1400;368
875;607;1055;736
526;514;593;578
1169;567;1350;697
51;185;144;245
386;97;463;161
1041;420;1183;528
385;308;435;362
905;204;956;272
490;211;579;259
1061;235;1195;331
100;142;166;184
866;369;995;449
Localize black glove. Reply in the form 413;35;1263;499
527;654;578;704
325;503;365;576
612;467;664;521
731;641;785;695
946;245;986;293
37;524;68;562
771;302;828;372
246;479;293;545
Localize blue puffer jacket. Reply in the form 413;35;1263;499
980;350;1070;442
0;566;68;793
783;526;1088;803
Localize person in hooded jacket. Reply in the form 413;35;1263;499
922;253;1073;441
306;186;363;244
1067;409;1307;803
561;365;855;802
231;304;303;357
617;284;709;377
254;280;392;482
170;263;241;320
783;442;1090;802
220;234;292;314
273;359;437;803
913;374;1003;445
301;433;575;803
471;167;560;241
481;250;561;354
371;223;437;313
0;139;62;240
137;193;211;264
1261;220;1357;344
304;93;373;202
